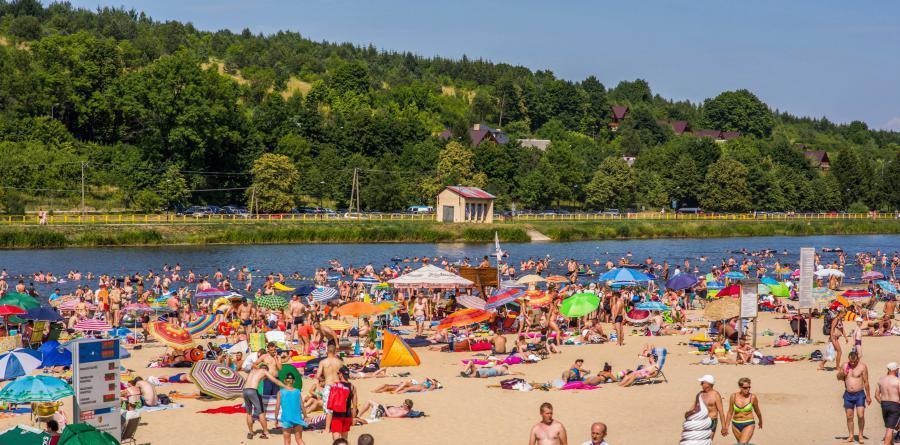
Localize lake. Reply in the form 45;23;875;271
2;234;897;294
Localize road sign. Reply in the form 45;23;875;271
73;339;121;440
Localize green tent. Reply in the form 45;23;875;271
58;424;119;445
0;425;52;445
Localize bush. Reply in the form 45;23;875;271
847;201;869;213
132;190;164;213
8;15;42;40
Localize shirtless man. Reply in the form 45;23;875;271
109;286;122;328
242;364;286;440
611;292;626;346
237;299;253;336
529;402;568;445
315;344;344;417
132;377;157;407
288;295;306;338
694;375;725;440
413;296;428;336
253;342;283;372
838;351;872;443
874;362;899;445
491;331;507;354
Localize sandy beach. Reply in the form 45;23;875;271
3;310;897;445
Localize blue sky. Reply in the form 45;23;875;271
69;0;900;130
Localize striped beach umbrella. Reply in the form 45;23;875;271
456;294;486;310
861;271;883;281
147;321;196;349
186;314;221;336
486;288;524;310
73;319;112;332
545;275;569;284
355;276;381;285
320;319;352;331
310;287;339;303
123;303;154;313
256;295;288;310
524;290;552;308
57;300;96;311
636;300;671;312
0;375;74;403
190;360;244;399
842;289;871;299
0;348;42;381
436;308;492;330
0;305;26;316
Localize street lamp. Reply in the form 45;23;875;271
319;181;325;209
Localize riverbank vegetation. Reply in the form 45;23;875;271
0;2;898;215
0;220;896;249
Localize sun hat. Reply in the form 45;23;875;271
698;374;715;385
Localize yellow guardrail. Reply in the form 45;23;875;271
0;211;895;226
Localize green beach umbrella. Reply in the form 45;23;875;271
0;425;51;445
768;283;790;298
278;363;303;390
255;295;288;310
58;423;120;445
0;375;74;403
559;293;600;318
0;293;40;310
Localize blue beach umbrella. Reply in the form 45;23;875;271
38;341;72;368
665;274;698;291
706;281;725;290
0;348;42;381
599;268;653;283
760;277;779;286
875;280;897;295
636;301;671;312
723;271;747;279
311;287;339;303
0;375;74;403
23;307;63;322
107;327;133;338
355;277;380;285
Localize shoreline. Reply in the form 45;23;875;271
0;219;898;249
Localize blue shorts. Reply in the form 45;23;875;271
843;390;866;409
281;419;307;429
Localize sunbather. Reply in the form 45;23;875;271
460;362;522;378
619;345;660;387
373;378;441;393
356;399;413;423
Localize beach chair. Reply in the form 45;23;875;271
636;347;668;385
120;415;140;445
27;321;47;348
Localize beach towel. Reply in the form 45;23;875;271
680;393;712;445
136;403;183;414
560;381;600;390
462;356;523;366
199;404;245;414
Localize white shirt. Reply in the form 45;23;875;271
581;441;609;445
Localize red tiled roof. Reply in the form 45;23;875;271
720;131;741;140
611;105;629;120
670;120;691;135
694;129;722;139
803;150;830;164
445;186;495;199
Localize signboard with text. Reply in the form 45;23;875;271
798;248;815;309
740;283;758;319
73;339;121;440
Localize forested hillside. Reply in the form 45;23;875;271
1;1;898;213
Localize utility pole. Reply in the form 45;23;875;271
250;186;256;215
349;168;361;216
80;161;86;217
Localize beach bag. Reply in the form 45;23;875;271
500;378;525;390
326;383;350;413
823;310;835;335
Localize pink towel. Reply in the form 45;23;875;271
462;356;524;366
561;381;600;390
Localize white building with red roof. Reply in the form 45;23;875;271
436;186;495;223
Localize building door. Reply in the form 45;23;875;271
442;205;455;222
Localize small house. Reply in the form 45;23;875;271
436;186;495;223
609;105;629;131
803;150;831;171
468;123;509;147
517;138;552;151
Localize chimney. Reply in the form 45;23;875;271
473;123;480;130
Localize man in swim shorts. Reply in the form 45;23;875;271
242;364;286;440
874;362;900;445
838;351;871;443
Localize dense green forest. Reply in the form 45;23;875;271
1;1;898;214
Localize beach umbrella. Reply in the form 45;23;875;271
499;280;526;289
815;268;844;278
256;295;288;310
123;303;153;313
790;269;801;278
636;301;671;312
375;301;401;315
23;307;62;322
0;293;40;310
57;300;96;312
875;280;897;295
760;277;779;286
704;298;740;321
355;276;381;285
861;271;883;281
147;321;196;349
194;288;235;299
58;422;119;445
624;309;650;324
524;290;552;308
0;375;74;403
185;314;220;336
599;268;652;283
559;293;600;318
0;305;27;317
812;288;837;306
842;289;871;299
310;287;339;303
72;319;112;332
278;364;303;388
334;302;381;317
516;274;546;285
107;327;132;338
0;425;51;445
0;348;42;380
189;360;244;400
706;281;724;290
545;275;569;284
320;319;352;331
38;341;71;368
723;271;746;280
486;288;524;310
716;285;741;298
273;283;294;292
456;294;486;310
665;274;698;291
436;308;492;330
768;283;791;298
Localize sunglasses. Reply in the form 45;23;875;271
740;386;751;389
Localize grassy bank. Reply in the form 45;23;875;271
0;219;897;248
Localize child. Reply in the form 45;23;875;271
274;373;306;445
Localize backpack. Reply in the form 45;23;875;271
500;378;525;390
823;310;834;335
326;383;351;413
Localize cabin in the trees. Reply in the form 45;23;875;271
438;124;509;147
609;105;630;131
436;186;495;223
803;150;831;171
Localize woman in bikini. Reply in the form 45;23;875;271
722;377;763;444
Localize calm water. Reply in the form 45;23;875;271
1;235;897;294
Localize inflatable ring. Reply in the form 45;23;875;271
212;297;230;313
188;348;204;362
217;322;233;336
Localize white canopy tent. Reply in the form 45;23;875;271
388;264;474;289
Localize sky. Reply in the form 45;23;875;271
68;0;900;131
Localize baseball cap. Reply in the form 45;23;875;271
887;362;898;371
698;375;715;385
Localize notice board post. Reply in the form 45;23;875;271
798;248;816;340
73;338;121;440
740;280;759;348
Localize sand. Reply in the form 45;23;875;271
2;310;898;445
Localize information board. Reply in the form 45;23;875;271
798;247;815;309
73;338;121;440
459;267;499;288
740;283;758;319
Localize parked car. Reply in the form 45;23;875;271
180;205;213;217
222;206;251;217
677;207;704;214
600;209;620;216
407;205;434;214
